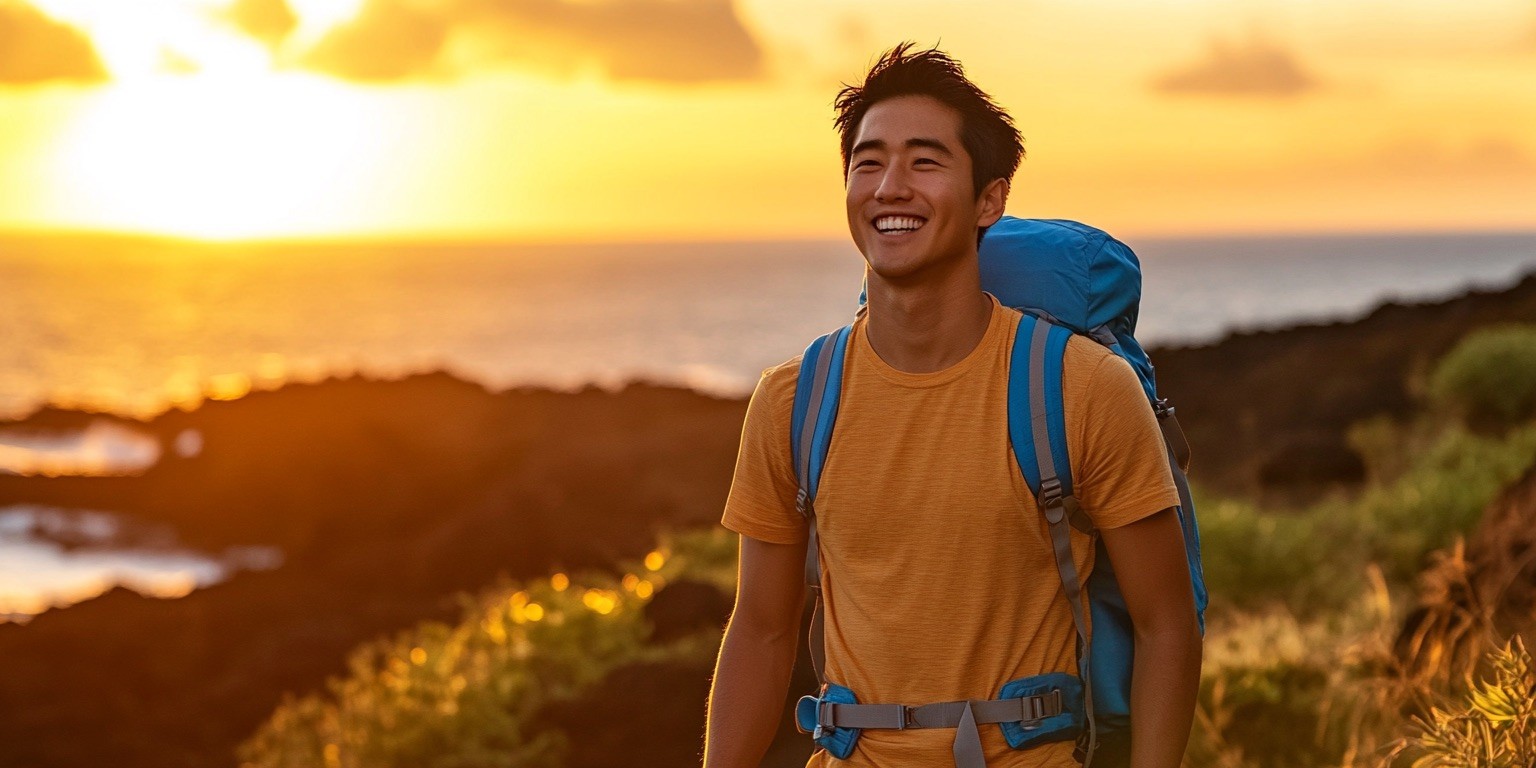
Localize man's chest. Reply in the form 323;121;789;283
809;375;1036;549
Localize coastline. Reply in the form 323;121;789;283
1;272;1534;766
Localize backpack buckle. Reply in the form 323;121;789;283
1038;478;1065;523
1154;398;1176;419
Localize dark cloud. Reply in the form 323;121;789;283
220;0;298;47
472;0;761;82
1153;36;1320;98
300;0;450;81
295;0;762;84
0;1;108;85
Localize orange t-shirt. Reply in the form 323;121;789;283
721;295;1180;768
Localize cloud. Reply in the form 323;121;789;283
0;1;108;85
300;0;450;81
293;0;763;84
1364;136;1536;176
1153;36;1320;98
219;0;298;47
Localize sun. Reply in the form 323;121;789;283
17;0;405;240
47;73;405;240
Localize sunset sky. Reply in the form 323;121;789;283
0;0;1533;241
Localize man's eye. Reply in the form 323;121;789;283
853;159;879;169
914;158;940;166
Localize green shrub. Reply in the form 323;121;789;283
1403;636;1536;768
1429;325;1536;428
1198;421;1536;615
235;530;730;768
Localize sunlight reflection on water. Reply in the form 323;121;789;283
0;505;283;624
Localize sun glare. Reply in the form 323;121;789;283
46;75;401;240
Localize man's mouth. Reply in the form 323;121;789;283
873;215;927;235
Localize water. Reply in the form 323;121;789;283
0;504;282;623
1;229;1534;619
2;230;1534;421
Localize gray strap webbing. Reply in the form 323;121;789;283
816;691;1065;768
954;702;982;768
1158;410;1192;474
806;525;825;686
820;692;1062;729
797;333;841;686
1027;318;1099;767
797;336;840;493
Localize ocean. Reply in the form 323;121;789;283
2;229;1535;620
2;229;1536;422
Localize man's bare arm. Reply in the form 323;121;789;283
702;534;807;768
1098;506;1203;768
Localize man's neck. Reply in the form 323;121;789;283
862;265;993;375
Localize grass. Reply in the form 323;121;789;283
239;327;1536;768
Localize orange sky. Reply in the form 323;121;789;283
0;0;1533;241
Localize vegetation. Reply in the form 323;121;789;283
237;528;739;768
1403;637;1536;768
1196;419;1536;616
240;325;1536;768
1428;324;1536;428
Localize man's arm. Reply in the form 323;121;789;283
1099;506;1203;768
702;534;807;768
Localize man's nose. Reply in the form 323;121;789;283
874;166;913;203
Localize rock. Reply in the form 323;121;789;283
645;580;733;644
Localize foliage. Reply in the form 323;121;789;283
1185;565;1429;768
1196;421;1536;616
238;332;1536;768
1428;324;1536;428
1402;637;1536;768
236;529;731;768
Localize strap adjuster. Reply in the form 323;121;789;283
795;487;811;517
1038;477;1066;524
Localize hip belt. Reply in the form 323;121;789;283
796;673;1085;768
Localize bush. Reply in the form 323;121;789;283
1429;325;1536;428
235;530;733;768
1197;421;1536;615
1402;636;1536;768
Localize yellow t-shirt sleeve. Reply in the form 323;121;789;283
1073;353;1181;530
720;359;809;545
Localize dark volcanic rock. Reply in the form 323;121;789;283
645;579;733;644
2;271;1534;768
0;374;746;768
1152;272;1536;494
541;660;717;768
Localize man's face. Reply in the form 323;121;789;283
844;94;997;284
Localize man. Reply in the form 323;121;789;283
703;44;1201;768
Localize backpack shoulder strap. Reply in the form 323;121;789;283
1006;312;1101;764
789;323;852;686
1006;313;1094;529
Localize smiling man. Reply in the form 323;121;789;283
702;44;1201;768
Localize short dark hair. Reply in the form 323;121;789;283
833;43;1024;199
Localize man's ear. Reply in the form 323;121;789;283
975;178;1008;227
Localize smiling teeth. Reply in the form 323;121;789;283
875;216;925;233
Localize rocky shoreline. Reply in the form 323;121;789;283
1;272;1534;767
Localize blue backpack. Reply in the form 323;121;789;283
790;217;1208;768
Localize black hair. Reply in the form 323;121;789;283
834;42;1024;199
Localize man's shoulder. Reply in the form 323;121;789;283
759;354;804;393
1061;332;1118;374
744;354;805;424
